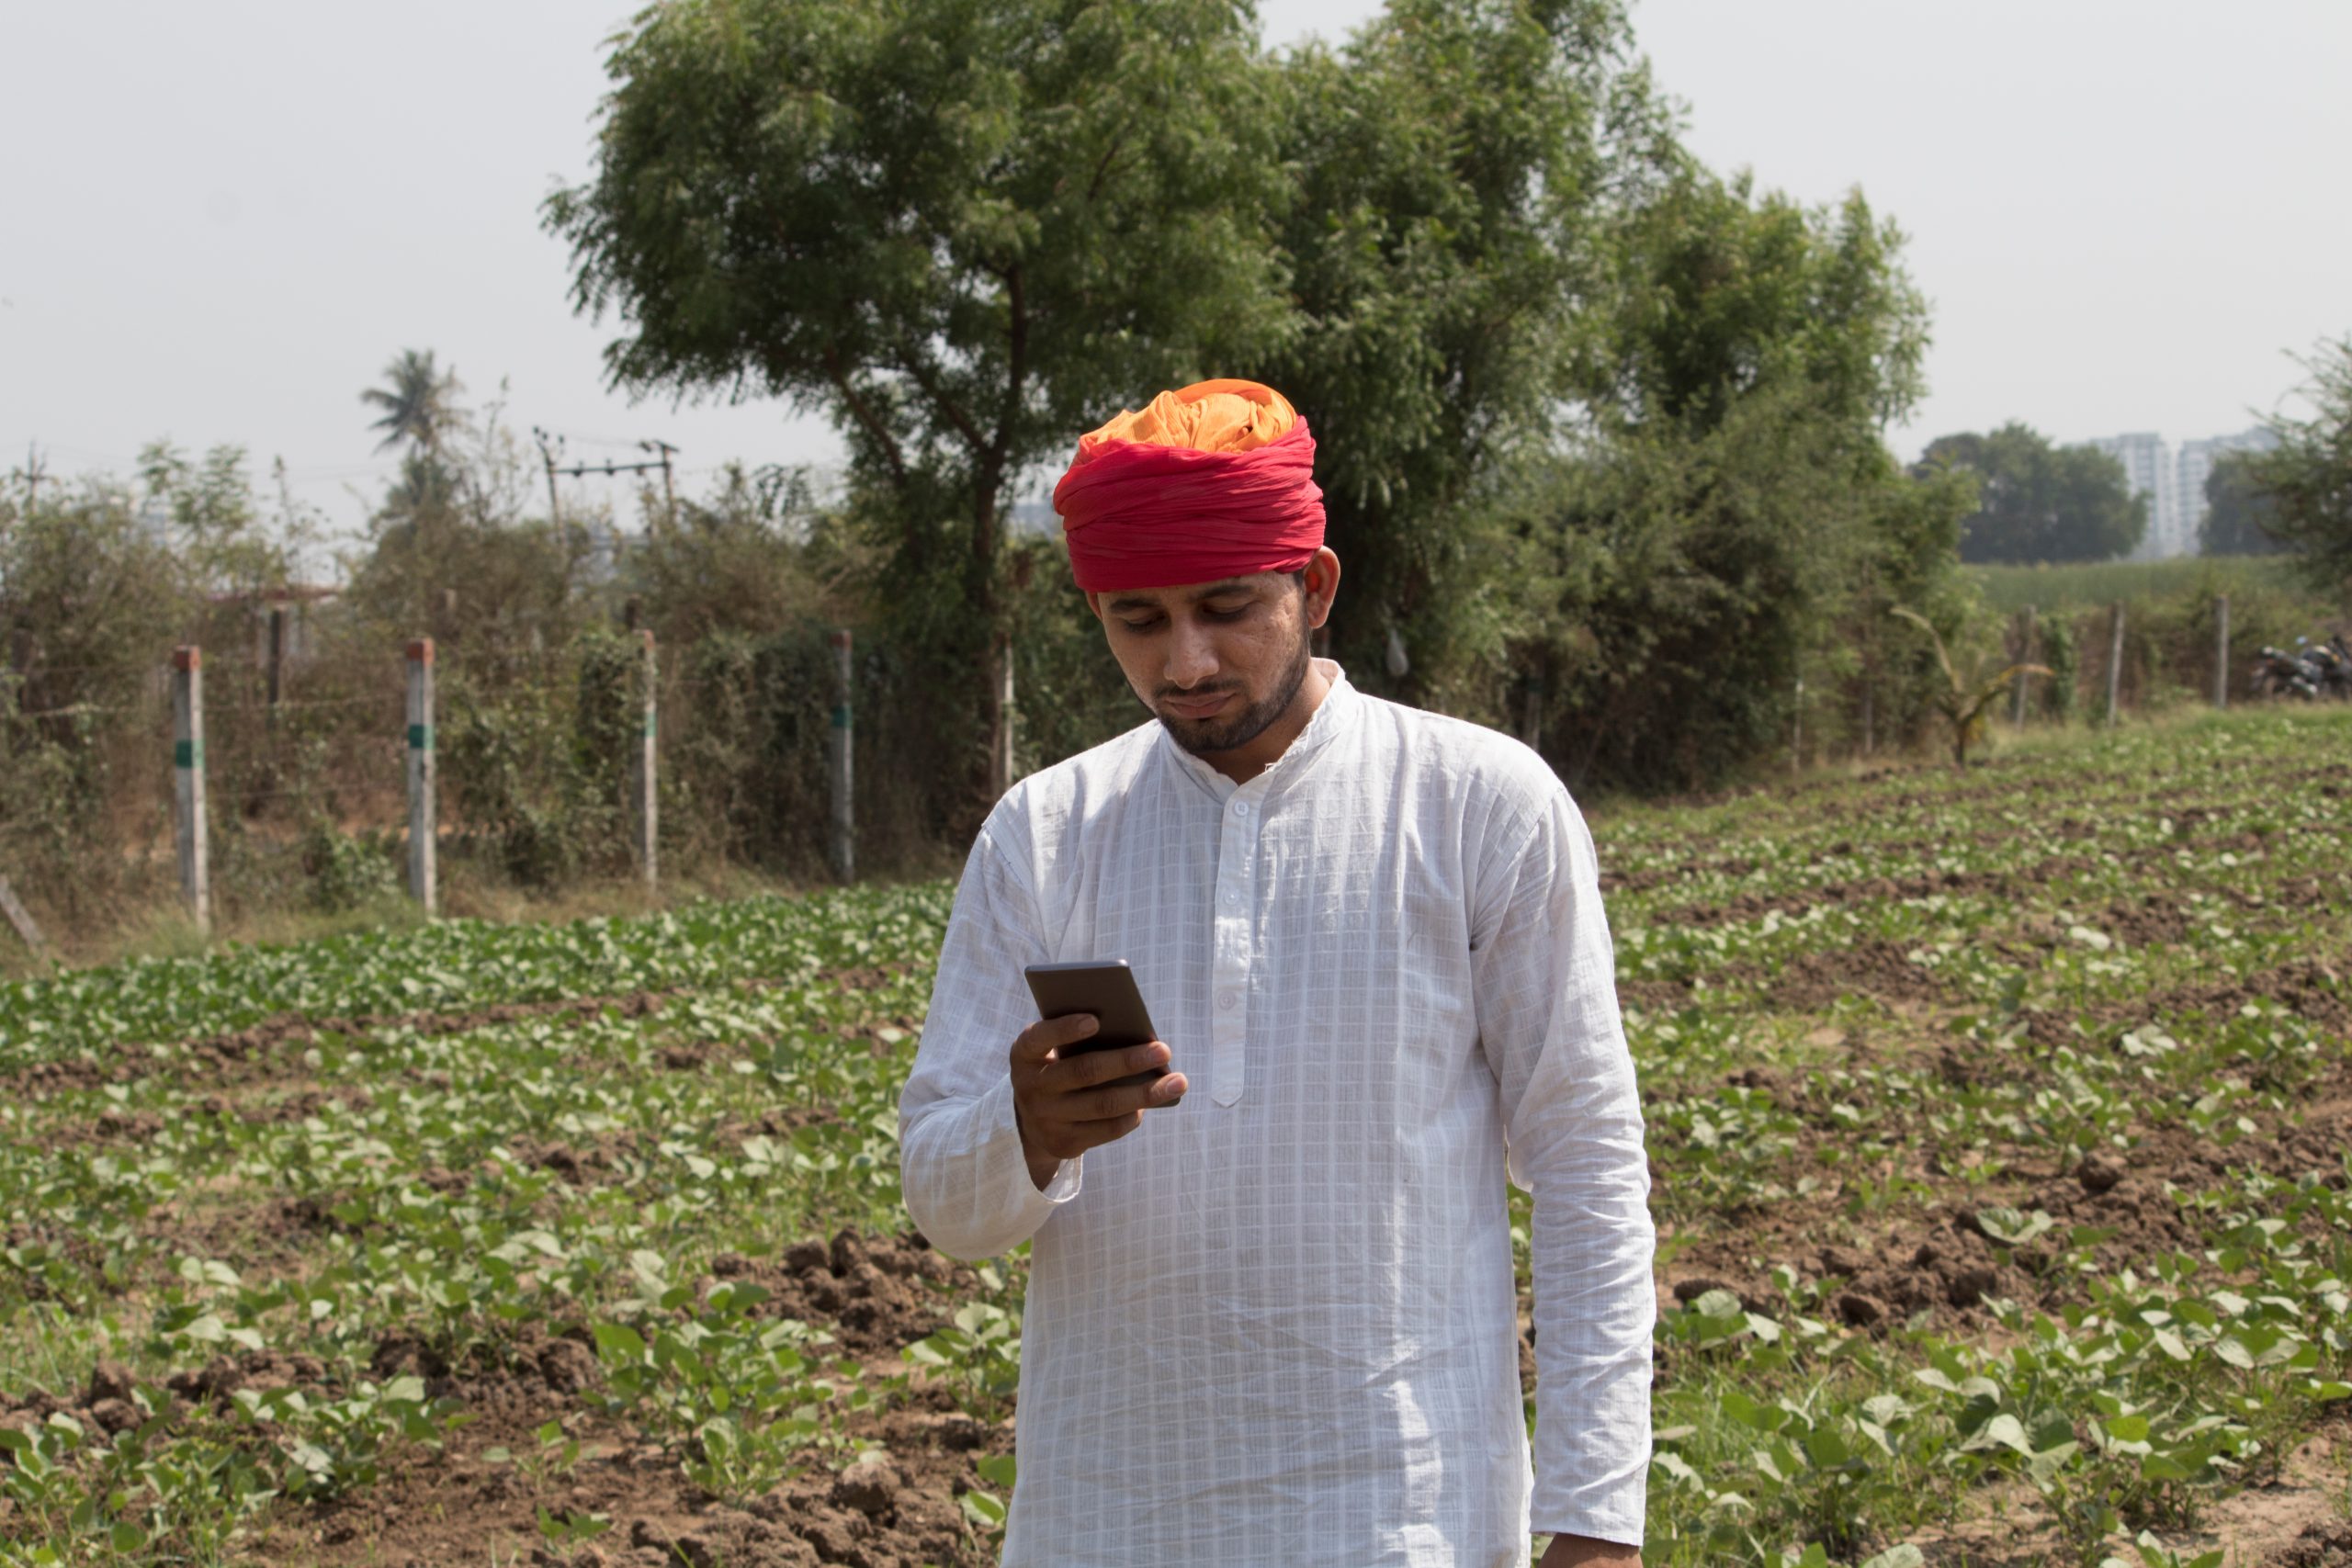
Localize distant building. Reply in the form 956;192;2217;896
2174;427;2278;553
2083;433;2177;561
2081;425;2279;559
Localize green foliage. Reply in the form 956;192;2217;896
1921;423;2148;565
1245;0;1661;709
299;822;401;914
5;715;2352;1562
547;0;1298;813
1887;605;2048;767
1970;556;2312;615
593;1264;848;1502
1506;170;1963;789
2245;335;2352;592
2198;452;2290;558
361;348;467;459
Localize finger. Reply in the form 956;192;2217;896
1010;1012;1098;1069
1065;1076;1184;1122
1040;1040;1170;1091
1148;1070;1188;1106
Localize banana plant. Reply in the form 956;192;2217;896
1891;606;2052;769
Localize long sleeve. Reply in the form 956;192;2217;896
899;817;1081;1261
1472;784;1656;1547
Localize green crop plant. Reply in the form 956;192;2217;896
7;710;2352;1565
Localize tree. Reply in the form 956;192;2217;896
1504;166;1964;790
2199;450;2290;557
2245;335;2352;590
361;349;467;458
1241;0;1667;707
1919;423;2145;564
545;0;1294;808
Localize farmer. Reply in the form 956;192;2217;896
899;379;1654;1567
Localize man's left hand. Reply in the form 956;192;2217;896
1538;1535;1641;1567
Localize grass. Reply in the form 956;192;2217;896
1;706;2348;1566
1967;555;2311;615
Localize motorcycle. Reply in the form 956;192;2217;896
2252;644;2321;700
2303;634;2352;700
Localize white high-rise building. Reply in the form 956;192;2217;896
2079;426;2280;559
2174;427;2278;554
2084;433;2177;560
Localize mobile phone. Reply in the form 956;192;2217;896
1023;960;1168;1089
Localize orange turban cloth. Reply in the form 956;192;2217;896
1051;379;1325;592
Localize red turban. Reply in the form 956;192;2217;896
1051;379;1325;592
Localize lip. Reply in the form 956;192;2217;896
1160;692;1235;720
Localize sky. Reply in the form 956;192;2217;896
3;1;2346;560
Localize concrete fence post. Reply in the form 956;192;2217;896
266;606;286;730
172;646;209;935
829;628;855;885
406;638;437;916
2213;594;2230;710
2105;601;2126;728
634;629;658;891
1790;675;1804;778
0;875;49;961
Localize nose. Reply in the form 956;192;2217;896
1165;616;1219;690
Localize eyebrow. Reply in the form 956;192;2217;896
1104;580;1258;615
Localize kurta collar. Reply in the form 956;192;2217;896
1160;659;1357;804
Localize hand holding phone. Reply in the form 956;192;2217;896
1009;961;1187;1190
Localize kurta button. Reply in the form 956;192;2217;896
1217;991;1237;1011
1232;801;1250;817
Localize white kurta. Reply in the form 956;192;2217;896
899;662;1654;1566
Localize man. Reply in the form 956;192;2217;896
899;379;1653;1567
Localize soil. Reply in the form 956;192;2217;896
2278;1519;2352;1567
0;1227;1012;1568
1766;937;1951;1013
273;1230;1012;1568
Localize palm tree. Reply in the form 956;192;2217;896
361;349;467;457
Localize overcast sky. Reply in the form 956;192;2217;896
4;1;2346;555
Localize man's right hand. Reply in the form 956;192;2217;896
1010;1014;1188;1191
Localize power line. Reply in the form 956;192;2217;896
532;427;678;527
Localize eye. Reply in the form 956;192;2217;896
1201;602;1251;622
1116;615;1164;633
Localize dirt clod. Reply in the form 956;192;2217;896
1834;1291;1886;1328
2076;1155;2125;1194
1944;1265;2000;1310
2276;1518;2352;1568
831;1454;903;1518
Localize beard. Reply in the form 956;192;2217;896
1155;620;1313;758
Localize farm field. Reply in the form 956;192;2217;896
1967;557;2312;615
3;708;2350;1567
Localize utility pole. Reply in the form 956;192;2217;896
532;427;565;527
9;444;47;510
640;439;679;528
529;433;680;530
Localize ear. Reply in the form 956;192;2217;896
1301;547;1340;631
